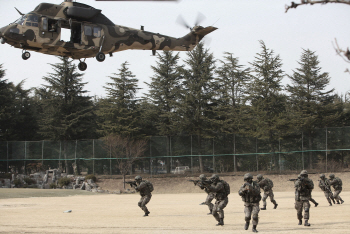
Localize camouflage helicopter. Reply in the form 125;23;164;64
0;0;217;71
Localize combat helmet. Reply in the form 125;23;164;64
135;175;142;182
244;173;253;182
257;174;263;181
199;174;207;181
300;170;308;177
319;174;325;179
329;174;335;179
210;174;220;183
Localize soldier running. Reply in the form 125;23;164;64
318;173;336;206
294;170;314;226
133;175;153;217
238;173;261;233
197;174;215;214
329;174;344;204
203;174;230;226
256;174;278;210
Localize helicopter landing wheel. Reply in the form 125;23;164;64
96;52;105;62
22;51;30;60
78;62;87;71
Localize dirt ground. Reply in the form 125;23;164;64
0;172;349;234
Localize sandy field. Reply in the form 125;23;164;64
0;190;349;234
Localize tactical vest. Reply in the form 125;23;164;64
144;180;154;192
220;180;230;196
241;181;261;203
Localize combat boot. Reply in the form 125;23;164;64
273;203;278;209
314;202;318;207
341;199;344;204
199;202;206;205
298;219;302;225
207;209;212;215
304;220;310;226
244;222;250;230
329;202;332;206
252;225;258;233
143;211;150;217
337;201;340;204
216;218;224;226
261;205;266;210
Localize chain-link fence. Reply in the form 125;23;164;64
1;127;349;175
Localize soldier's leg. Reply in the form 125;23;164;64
309;197;318;207
324;191;332;206
205;193;215;214
216;197;228;226
261;192;268;210
333;190;340;203
269;190;278;209
212;200;220;223
336;190;344;204
303;201;311;226
244;203;252;230
251;203;260;233
140;195;152;216
295;201;303;225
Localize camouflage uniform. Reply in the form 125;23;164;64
329;174;344;204
239;173;261;233
257;174;278;210
134;176;152;216
198;174;214;214
205;174;229;226
318;174;335;206
294;170;314;226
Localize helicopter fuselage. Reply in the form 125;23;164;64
0;1;217;70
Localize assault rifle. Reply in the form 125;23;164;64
125;181;137;187
188;179;213;187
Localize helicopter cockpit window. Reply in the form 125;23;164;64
93;27;101;38
84;26;92;36
26;14;39;27
15;15;26;26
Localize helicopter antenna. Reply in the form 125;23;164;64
211;18;220;27
14;7;24;16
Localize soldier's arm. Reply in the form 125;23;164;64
238;185;246;196
208;182;224;192
135;181;147;191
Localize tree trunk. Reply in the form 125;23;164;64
308;132;313;170
123;174;126;189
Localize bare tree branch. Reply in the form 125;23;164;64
333;38;350;64
285;0;350;13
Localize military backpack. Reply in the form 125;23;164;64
220;180;230;196
144;180;154;192
266;178;274;189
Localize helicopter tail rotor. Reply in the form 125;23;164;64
176;12;207;32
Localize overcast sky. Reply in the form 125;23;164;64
0;0;349;98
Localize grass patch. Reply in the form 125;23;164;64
0;189;106;199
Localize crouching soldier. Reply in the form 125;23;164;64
239;173;261;233
257;174;278;210
134;175;154;216
198;174;215;214
204;174;230;226
318;174;335;206
329;174;344;204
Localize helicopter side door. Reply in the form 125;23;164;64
39;17;60;44
81;24;104;48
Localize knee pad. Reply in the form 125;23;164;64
253;215;259;221
304;207;309;212
245;217;251;222
138;202;142;207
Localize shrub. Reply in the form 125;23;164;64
58;177;71;187
13;179;22;188
85;174;97;183
24;177;36;185
50;183;57;189
0;173;12;179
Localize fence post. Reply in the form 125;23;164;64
326;127;328;173
302;132;304;170
42;141;44;165
93;139;95;175
24;141;27;174
191;135;193;174
279;139;281;174
7;141;9;173
233;134;237;172
109;143;112;176
213;138;215;173
256;138;258;172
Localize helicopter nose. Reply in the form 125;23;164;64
0;26;7;44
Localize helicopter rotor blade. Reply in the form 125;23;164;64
176;15;191;30
194;12;206;26
14;7;25;16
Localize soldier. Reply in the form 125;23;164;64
134;175;153;217
329;174;344;204
256;174;278;210
238;173;261;233
203;174;230;226
318;174;336;206
197;174;215;215
294;170;314;226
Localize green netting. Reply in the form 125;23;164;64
1;127;350;174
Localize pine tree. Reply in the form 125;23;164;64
214;52;251;133
37;57;96;173
98;61;140;137
0;64;14;141
286;49;339;169
178;43;216;172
